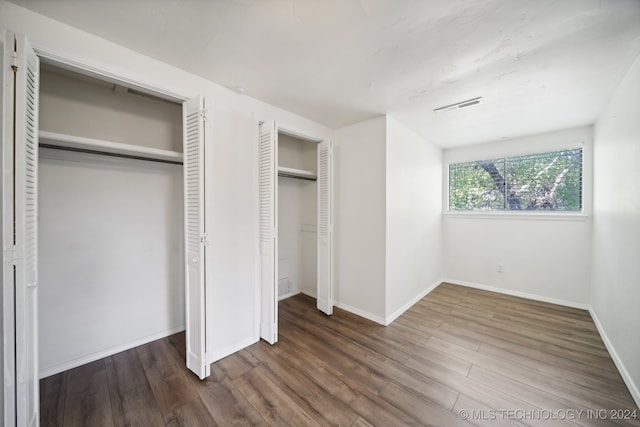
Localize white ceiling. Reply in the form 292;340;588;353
9;0;640;147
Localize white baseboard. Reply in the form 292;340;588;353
442;278;590;310
334;280;440;326
278;290;301;301
384;280;441;325
301;289;317;299
333;301;386;326
589;308;640;408
39;325;185;379
209;336;259;363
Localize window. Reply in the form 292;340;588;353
448;148;582;212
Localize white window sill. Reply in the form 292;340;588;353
444;211;589;221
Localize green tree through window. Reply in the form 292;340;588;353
449;148;582;211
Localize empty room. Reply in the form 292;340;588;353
1;0;639;426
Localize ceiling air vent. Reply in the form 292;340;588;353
434;97;483;114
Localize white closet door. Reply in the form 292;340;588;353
259;121;278;344
1;29;15;427
1;31;40;427
183;95;210;379
317;140;333;315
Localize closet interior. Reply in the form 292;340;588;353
277;132;318;300
37;63;185;377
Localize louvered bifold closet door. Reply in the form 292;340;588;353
183;96;210;379
1;31;40;427
258;121;277;344
317;140;333;315
1;30;15;427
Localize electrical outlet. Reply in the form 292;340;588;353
496;263;504;273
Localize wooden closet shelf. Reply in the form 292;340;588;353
39;131;184;163
278;166;317;181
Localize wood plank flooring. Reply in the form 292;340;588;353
41;283;639;426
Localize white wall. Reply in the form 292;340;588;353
278;177;302;296
0;0;333;366
206;106;262;360
333;117;387;322
385;117;442;321
334;116;443;324
39;149;184;377
443;126;593;307
591;53;640;405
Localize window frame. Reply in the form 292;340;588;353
444;142;589;220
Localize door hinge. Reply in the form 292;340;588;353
200;234;208;245
5;245;17;265
201;108;208;121
11;52;18;71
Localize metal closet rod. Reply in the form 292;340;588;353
39;143;184;166
277;171;317;181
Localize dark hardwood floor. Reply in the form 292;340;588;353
40;283;640;426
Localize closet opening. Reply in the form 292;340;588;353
37;62;186;379
277;131;318;302
259;119;332;345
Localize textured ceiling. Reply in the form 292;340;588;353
8;0;640;147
